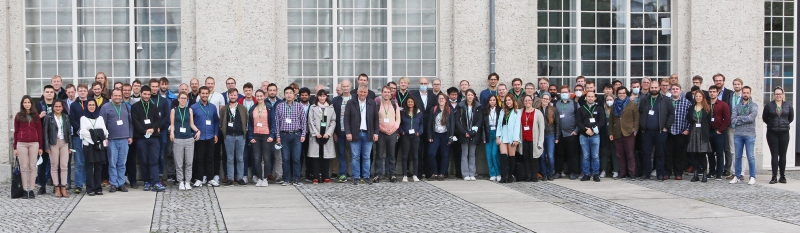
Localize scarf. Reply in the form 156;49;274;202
84;99;101;119
613;97;629;117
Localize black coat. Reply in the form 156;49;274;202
426;104;455;142
638;93;675;131
482;106;502;142
762;101;794;132
687;106;713;141
343;98;380;137
331;95;352;133
576;103;606;137
454;102;484;143
43;112;73;151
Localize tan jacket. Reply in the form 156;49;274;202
219;104;249;135
610;101;639;138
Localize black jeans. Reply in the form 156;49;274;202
708;131;726;177
126;140;138;185
308;156;331;181
86;162;103;193
665;134;688;177
641;130;667;178
766;130;790;177
251;134;274;179
400;134;420;177
557;135;580;175
138;138;161;184
194;139;216;181
522;140;540;181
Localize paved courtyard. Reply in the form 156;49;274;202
4;171;800;232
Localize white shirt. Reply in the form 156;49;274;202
359;99;367;131
419;91;429;109
489;107;497;126
340;96;350;131
55;114;64;139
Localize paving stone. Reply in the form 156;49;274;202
0;184;83;232
150;184;227;232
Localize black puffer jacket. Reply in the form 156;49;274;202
762;101;794;132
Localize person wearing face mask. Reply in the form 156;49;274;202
599;94;619;179
446;87;463;178
573;85;586;106
638;81;675;181
630;79;642;103
609;87;639;180
555;85;581;179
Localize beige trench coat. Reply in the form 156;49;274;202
308;103;337;158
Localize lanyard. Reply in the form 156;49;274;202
55;114;64;132
200;103;210;118
359;101;365;112
524;110;534;125
734;94;741;105
79;101;85;110
489;108;496;125
177;106;187;126
672;100;678;108
257;104;265;119
398;91;408;105
776;102;782;115
90;118;97;128
503;109;512;123
695;108;702;121
113;103;123;119
650;96;657;110
153;95;160;108
45;102;52;113
286;102;294;118
141;101;150;118
410;111;414;126
228;106;236;122
583;105;596;116
559;101;568;111
383;101;390;116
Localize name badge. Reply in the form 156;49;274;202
116;120;123;125
321;122;327;127
711;118;715;122
285;118;292;124
228;122;234;127
490;126;496;130
593;111;597;114
408;129;415;134
180;127;187;133
695;123;702;128
383;118;390;123
560;114;565;118
144;119;151;124
257;123;263;127
159;112;161;117
471;126;478;131
524;126;530;131
589;118;595;123
206;120;212;125
648;110;655;115
399;107;404;111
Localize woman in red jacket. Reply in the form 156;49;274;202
13;95;44;199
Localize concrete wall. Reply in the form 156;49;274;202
1;0;10;177
2;0;27;172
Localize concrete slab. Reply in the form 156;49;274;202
59;191;156;233
215;186;337;232
550;179;681;200
431;180;624;233
755;176;800;193
677;215;800;233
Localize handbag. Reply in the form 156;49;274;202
11;158;24;199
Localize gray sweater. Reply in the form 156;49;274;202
555;99;578;137
99;102;134;140
731;100;758;136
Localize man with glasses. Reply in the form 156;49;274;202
685;75;710;100
659;79;671;98
431;78;443;96
480;73;500;107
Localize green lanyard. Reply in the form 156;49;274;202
583;105;596;117
503;110;512;123
383;101;390;116
410;112;414;126
90;118;97;128
257;104;265;120
695;109;702;121
200;103;210;118
286;102;294;118
177;106;187;126
738;101;750;116
398;91;409;105
359;101;365;112
672;100;678;108
228;106;236;123
776;102;782;115
153;95;160;108
45;103;52;113
650;96;657;110
141;101;150;119
734;94;741;105
559;101;568;111
56;114;64;132
113;103;123;119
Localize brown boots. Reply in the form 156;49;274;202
54;186;69;198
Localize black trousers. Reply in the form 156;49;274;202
557;135;580;175
689;152;708;172
417;134;429;178
450;142;462;177
194;139;216;181
400;134;420;176
86;162;104;193
309;156;331;181
665;134;689;177
767;130;790;177
522;141;540;181
215;135;225;179
126;140;138;185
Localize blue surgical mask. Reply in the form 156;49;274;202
560;93;569;100
632;88;640;94
419;85;428;91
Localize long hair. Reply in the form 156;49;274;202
604;95;614;116
436;93;449;125
502;95;518;114
315;89;330;105
405;97;419;117
484;95;498;116
537;97;555;126
693;90;711;113
16;95;38;122
464;89;477;106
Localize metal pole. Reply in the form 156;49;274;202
489;0;496;73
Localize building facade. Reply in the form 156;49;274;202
1;0;796;177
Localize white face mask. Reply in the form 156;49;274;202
632;88;640;94
575;91;583;98
606;100;614;106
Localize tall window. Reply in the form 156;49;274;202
537;0;672;91
764;0;795;103
24;0;181;96
287;0;436;91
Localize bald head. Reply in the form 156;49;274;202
315;84;325;92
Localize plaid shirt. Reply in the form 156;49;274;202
275;101;307;138
669;96;691;135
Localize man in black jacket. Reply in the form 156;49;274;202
343;85;380;185
638;81;675;181
711;73;735;177
576;92;605;182
132;86;165;192
411;77;436;178
332;80;353;182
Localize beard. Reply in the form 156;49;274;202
650;89;659;95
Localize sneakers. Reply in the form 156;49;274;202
143;182;151;191
293;181;303;187
193;180;203;187
412;176;420;182
580;175;591;181
213;175;220;182
650;170;657;177
179;182;186;190
74;187;83;194
402;176;409;182
209;180;220;187
237;179;246;186
338;175;347;183
185;182;192;190
779;176;787;184
748;177;756;185
489;176;496;181
256;179;263;187
593;175;601;182
600;171;606;178
202;176;208;185
365;178;373;185
312;179;319;184
153;182;166;192
281;181;289;186
352;179;359;185
324;179;331;184
612;172;619;178
109;186;117;193
714;175;722;181
464;177;470;181
389;176;397;183
118;186;128;192
729;176;741;184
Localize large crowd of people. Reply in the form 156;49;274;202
12;72;794;199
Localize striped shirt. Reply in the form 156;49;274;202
669;96;691;135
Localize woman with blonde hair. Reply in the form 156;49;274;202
496;95;521;183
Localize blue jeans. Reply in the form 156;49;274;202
427;132;450;175
137;138;160;184
336;130;349;177
106;139;129;187
580;134;601;175
484;130;500;177
540;135;556;177
734;135;756;179
71;138;86;187
159;129;168;176
350;132;373;179
709;131;726;176
225;135;246;180
281;132;302;182
641;130;667;178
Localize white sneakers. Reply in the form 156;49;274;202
651;170;657;177
600;171;606;178
748;177;756;185
412;176;420;182
179;182;186;190
729;176;757;185
185;182;192;190
464;177;470;181
402;176;409;182
242;176;248;184
612;172;619;178
729;176;741;184
252;175;258;184
489;176;496;181
209;180;220;187
255;179;269;187
463;176;476;181
213;175;220;182
193;180;203;187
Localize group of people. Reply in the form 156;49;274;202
11;72;794;199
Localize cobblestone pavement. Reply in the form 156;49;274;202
622;178;800;226
502;182;709;233
151;184;227;232
0;184;83;232
297;181;532;233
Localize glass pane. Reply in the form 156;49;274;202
582;61;596;76
371;43;386;59
354;43;370;59
288;60;302;76
407;43;421;59
303;60;318;76
422;43;435;59
407;60;421;76
392;43;406;59
392;60;406;76
422;60;436;76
